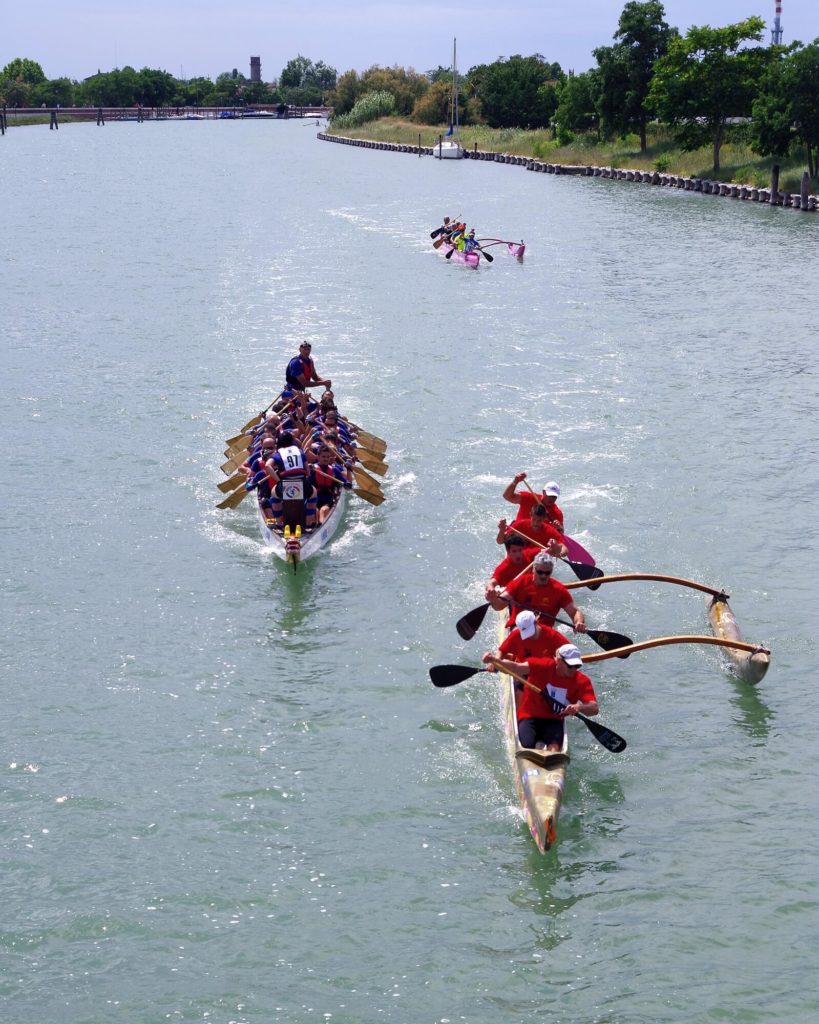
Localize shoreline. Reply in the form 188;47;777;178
318;131;817;214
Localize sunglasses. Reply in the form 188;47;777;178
534;569;552;577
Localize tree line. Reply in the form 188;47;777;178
0;55;337;112
3;2;816;175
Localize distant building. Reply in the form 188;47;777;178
250;56;261;82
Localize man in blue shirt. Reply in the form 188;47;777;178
285;342;332;393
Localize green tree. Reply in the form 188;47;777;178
30;77;75;107
467;54;560;128
554;71;599;141
280;55;313;89
328;69;362;116
2;57;46;84
137;67;177;106
594;1;676;150
412;80;452;124
751;39;818;179
358;65;429;116
646;17;769;171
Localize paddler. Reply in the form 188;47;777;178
307;445;353;524
482;643;599;751
495;609;567;661
487;551;587;634
486;534;540;595
497;504;568;558
262;431;317;531
285;341;332;396
463;228;479;254
503;473;564;529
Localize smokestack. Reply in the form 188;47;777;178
771;0;783;44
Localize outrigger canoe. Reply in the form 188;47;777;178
498;618;569;853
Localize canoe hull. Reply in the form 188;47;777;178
257;488;347;563
707;596;769;684
439;242;480;267
499;617;568;853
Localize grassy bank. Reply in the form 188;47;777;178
327;118;811;193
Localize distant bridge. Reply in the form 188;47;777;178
2;104;330;124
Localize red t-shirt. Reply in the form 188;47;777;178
515;657;596;722
499;624;566;662
503;574;573;627
507;517;564;549
512;491;564;528
490;547;540;588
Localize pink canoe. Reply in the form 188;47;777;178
439;242;480;268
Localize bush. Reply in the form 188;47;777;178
330;90;395;129
654;156;671;172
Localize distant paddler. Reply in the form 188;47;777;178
497;504;568;559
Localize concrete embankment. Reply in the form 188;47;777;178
317;132;817;213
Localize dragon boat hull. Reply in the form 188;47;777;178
707;596;769;683
257;487;347;565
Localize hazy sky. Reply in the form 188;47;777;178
5;0;817;82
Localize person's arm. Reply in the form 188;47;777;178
502;473;526;507
562;697;599;717
547;538;569;559
487;587;511;612
496;518;509;544
485;655;530;677
566;600;587;633
308;360;332;389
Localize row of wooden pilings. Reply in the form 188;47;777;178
317;132;817;213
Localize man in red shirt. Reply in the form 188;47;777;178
503;473;564;529
497;504;568;558
487;551;587;634
484;642;599;751
485;535;540;597
497;609;566;662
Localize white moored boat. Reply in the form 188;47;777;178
434;39;465;160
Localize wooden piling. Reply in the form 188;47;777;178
801;171;811;211
770;164;780;206
96;106;105;126
49;110;58;130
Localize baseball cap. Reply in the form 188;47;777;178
557;643;583;666
544;481;560;497
516;610;537;639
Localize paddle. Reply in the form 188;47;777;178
216;485;250;510
221;454;247;475
217;471;247;494
321;436;384;501
354;486;384;506
432;235;445;249
508;524;604;589
520;479;596;567
429;662;627;753
340;421;386;453
475;244;493;263
354;451;388;476
455;597;631;655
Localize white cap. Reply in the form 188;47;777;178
544;481;560;497
557;643;583;666
516;610;537;639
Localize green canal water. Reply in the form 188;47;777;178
1;120;817;1023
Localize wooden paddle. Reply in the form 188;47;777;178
455;597;631;655
321;437;384;502
354;486;385;506
355;452;388;476
347;424;386;452
221;454;246;475
429;660;627;753
217;471;247;494
508;524;604;588
216;485;250;510
432;235;445;249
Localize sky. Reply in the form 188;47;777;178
4;0;818;82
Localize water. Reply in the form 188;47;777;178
2;120;816;1023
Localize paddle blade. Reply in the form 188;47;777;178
566;559;605;590
216;486;249;510
481;250;494;262
586;629;633;658
217;471;246;494
354;487;384;506
564;535;595;566
578;715;627;753
240;412;264;433
357;456;387;476
351;427;386;452
445;247;454;259
432;236;444;249
429;664;484;688
456;602;491;641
